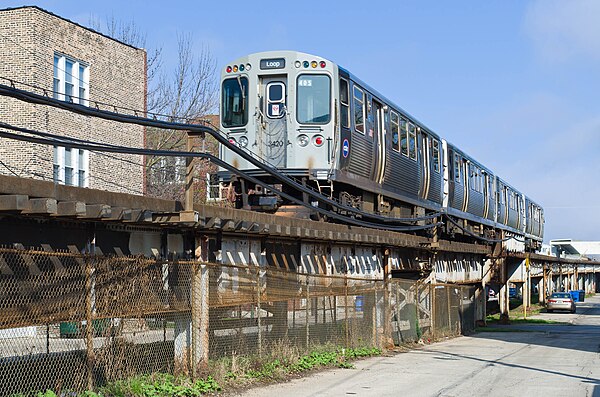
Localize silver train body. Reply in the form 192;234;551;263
218;51;544;246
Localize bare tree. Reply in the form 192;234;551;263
90;17;219;202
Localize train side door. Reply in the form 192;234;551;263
260;76;288;168
483;173;490;219
461;159;469;212
418;130;430;200
372;99;386;184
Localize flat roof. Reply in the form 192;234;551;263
0;5;143;51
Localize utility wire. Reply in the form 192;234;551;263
0;122;441;232
0;81;441;225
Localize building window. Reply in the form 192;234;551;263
53;54;89;105
152;157;186;184
53;146;89;187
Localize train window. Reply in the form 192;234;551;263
353;86;365;133
408;123;417;160
432;140;440;173
222;77;248;128
390;111;400;151
400;118;408;156
340;79;350;128
267;82;286;119
468;163;473;189
454;153;461;183
297;74;331;124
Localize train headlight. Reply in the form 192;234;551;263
303;61;309;68
233;65;238;72
313;135;324;147
246;63;252;71
226;66;232;73
295;60;301;68
297;134;309;147
319;61;326;68
228;137;237;145
239;136;249;148
239;64;245;71
311;61;317;68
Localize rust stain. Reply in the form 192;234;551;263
232;158;239;169
307;156;314;169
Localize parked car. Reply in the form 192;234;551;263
546;292;576;313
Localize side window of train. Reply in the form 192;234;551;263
468;163;474;190
340;79;350;129
408;123;417;160
390;111;400;151
432;139;440;173
400;117;408;156
353;86;365;134
454;153;461;183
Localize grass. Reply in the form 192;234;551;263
485;300;570;326
15;345;382;397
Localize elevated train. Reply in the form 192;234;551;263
217;51;544;249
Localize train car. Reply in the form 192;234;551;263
217;50;543;248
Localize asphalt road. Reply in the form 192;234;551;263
235;295;600;397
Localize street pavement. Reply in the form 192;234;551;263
234;295;600;397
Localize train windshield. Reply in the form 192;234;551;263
222;77;248;127
296;74;331;124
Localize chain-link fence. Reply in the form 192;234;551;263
0;247;477;395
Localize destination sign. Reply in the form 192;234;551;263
260;58;286;70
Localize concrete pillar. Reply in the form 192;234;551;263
192;236;209;376
173;232;195;374
499;280;509;320
540;264;547;304
499;258;510;321
475;285;486;326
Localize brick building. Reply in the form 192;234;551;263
0;6;146;194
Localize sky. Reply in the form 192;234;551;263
3;0;599;243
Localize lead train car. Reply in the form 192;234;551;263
217;50;544;249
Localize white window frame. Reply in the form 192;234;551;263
53;53;89;106
53;146;89;187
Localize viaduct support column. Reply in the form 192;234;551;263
499;258;510;322
540;263;547;305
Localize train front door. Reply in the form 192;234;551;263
260;76;288;168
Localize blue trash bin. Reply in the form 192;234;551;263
569;290;579;302
355;296;363;312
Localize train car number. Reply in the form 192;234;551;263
268;140;284;147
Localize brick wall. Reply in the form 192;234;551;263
0;6;146;194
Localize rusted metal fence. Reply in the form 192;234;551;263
0;247;476;395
